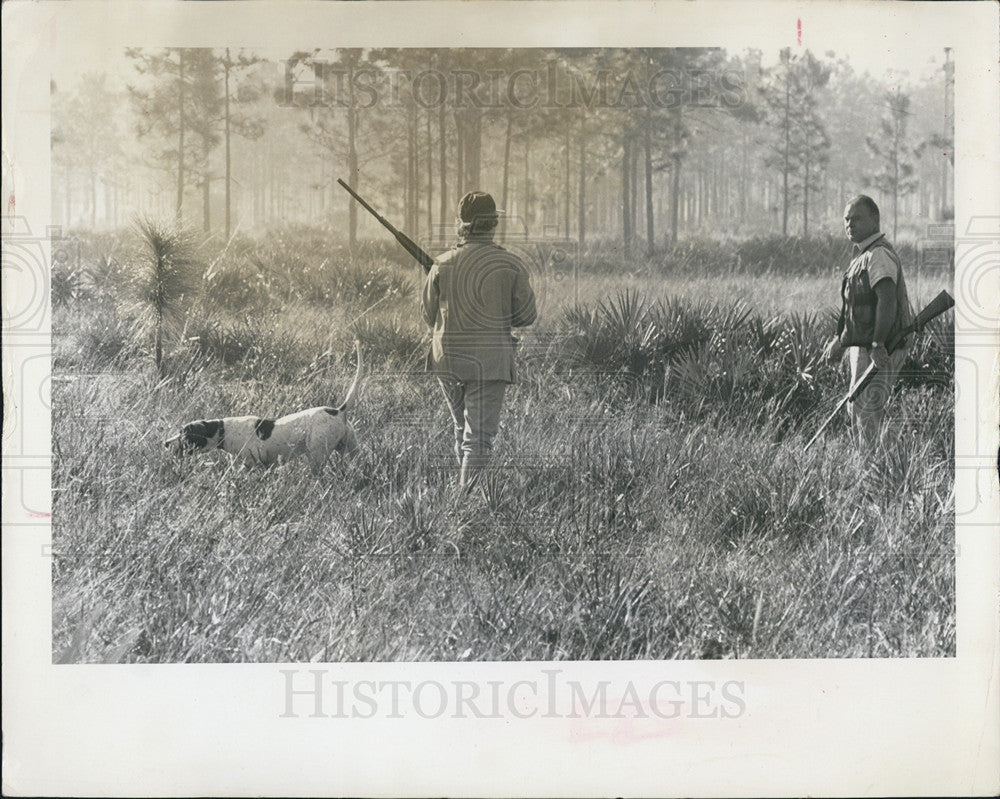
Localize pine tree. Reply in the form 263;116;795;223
51;74;123;227
128;48;263;232
130;217;200;376
866;90;925;239
757;49;832;235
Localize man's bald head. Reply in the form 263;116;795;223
844;195;881;244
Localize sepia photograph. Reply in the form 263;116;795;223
49;44;956;663
3;1;997;796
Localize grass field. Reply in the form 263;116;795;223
51;227;955;662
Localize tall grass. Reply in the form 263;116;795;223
51;230;955;662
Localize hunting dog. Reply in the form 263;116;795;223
164;340;362;471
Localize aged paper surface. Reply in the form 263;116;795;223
3;0;998;795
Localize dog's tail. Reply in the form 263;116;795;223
337;339;363;412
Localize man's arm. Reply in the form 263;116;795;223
869;276;896;370
871;277;897;345
421;264;440;327
867;248;899;346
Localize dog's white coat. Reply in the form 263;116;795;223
166;341;362;471
218;409;358;469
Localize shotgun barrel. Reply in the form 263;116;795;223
337;179;435;273
803;290;954;452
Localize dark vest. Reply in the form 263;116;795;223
837;237;905;348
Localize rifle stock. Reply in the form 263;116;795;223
337;179;435;273
804;290;954;452
909;289;956;333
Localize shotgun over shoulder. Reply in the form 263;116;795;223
337;179;435;273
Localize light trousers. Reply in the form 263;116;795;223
437;378;508;460
847;345;907;451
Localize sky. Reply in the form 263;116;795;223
48;2;957;95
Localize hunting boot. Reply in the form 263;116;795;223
459;452;489;490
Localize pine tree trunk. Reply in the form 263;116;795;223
622;133;632;254
669;157;681;246
631;141;639;238
892;119;900;239
803;156;810;236
644;119;654;255
438;103;448;240
177;50;185;222
781;67;790;237
740;132;748;225
411;102;419;234
697;169;704;227
224;49;232;239
253;148;261;226
563;125;571;239
669;107;682;246
64;167;72;227
203;173;210;232
426;108;433;234
347;105;358;248
522;141;530;233
712;159;720;220
501;112;512;242
406;103;416;234
456;127;464;204
464;113;481;189
577;128;586;247
268;143;276;222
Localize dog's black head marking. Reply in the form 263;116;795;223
179;419;224;452
323;406;339;417
254;418;276;440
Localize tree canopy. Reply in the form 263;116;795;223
53;47;954;245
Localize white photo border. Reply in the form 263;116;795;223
3;1;998;796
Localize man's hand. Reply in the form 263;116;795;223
869;342;890;371
823;336;845;364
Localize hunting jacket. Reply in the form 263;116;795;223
838;232;913;349
422;236;537;383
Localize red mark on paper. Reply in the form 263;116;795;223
797;19;802;46
29;512;51;519
569;714;680;744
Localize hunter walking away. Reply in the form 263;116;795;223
420;190;537;489
51;47;955;663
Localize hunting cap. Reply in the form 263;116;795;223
458;191;498;223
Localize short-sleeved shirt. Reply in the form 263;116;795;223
841;232;913;346
863;239;903;294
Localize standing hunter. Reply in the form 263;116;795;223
421;191;537;488
823;194;914;450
